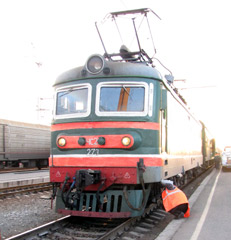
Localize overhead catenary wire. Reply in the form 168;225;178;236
112;16;124;45
146;13;157;55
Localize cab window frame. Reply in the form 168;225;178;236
95;81;150;117
54;83;92;119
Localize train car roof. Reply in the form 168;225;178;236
54;60;163;86
53;56;202;127
0;119;50;130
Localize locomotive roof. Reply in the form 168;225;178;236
53;56;202;127
54;60;163;86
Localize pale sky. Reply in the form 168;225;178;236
0;0;230;148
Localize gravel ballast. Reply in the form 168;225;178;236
0;191;61;239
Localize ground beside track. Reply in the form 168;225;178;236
141;167;214;240
0;168;213;239
158;167;231;240
0;169;49;189
0;191;61;239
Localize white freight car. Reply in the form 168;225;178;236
0;119;50;169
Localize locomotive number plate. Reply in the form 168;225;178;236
87;149;99;155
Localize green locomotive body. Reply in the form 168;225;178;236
50;9;215;218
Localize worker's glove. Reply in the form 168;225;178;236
161;179;173;186
161;179;175;190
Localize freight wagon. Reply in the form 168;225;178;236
0;119;50;169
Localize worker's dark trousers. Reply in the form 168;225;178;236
215;160;221;169
169;203;188;218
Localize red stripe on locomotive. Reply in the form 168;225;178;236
49;156;163;167
51;121;160;131
50;166;138;189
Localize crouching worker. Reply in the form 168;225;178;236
161;179;190;219
214;152;221;169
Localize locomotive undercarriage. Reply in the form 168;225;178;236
51;164;208;218
55;183;153;218
53;159;158;218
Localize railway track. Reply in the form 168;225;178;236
6;166;213;240
0;182;52;199
6;204;170;240
0;167;48;173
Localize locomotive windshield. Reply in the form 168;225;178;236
96;82;150;117
100;86;144;111
55;84;91;119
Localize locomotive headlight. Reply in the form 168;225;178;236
86;55;104;74
57;137;66;147
122;136;131;146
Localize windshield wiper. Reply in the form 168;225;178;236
123;86;130;96
58;88;75;98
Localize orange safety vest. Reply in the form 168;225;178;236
162;186;190;218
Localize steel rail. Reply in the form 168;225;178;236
0;182;52;198
6;215;71;240
97;203;157;240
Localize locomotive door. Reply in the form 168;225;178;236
160;109;167;153
160;88;167;153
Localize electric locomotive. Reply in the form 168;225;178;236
50;8;215;218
